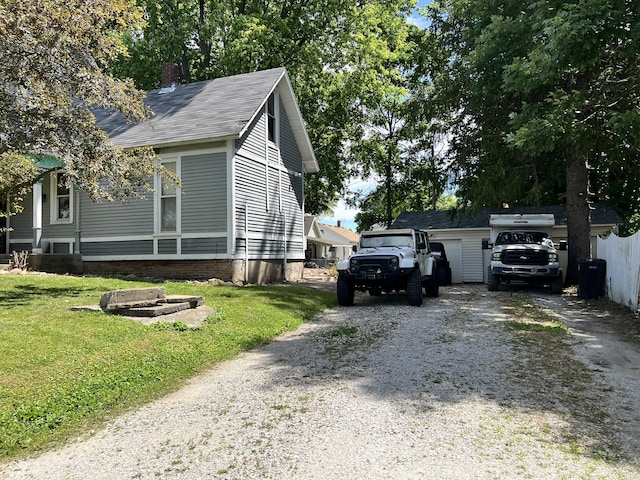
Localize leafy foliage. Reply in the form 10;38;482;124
0;0;161;213
424;0;640;279
112;0;419;215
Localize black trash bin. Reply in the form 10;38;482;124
577;258;606;299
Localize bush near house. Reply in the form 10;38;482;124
0;274;335;460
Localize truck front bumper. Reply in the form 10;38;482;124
491;265;560;277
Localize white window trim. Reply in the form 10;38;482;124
154;156;181;236
266;91;280;147
49;171;73;225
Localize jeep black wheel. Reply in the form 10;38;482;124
407;268;423;306
337;273;355;306
550;272;564;294
487;267;499;291
425;275;439;297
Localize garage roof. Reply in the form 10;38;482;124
392;203;621;230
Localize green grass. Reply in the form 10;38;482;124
0;274;336;460
501;292;569;335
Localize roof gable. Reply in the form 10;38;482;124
319;223;359;244
94;68;318;172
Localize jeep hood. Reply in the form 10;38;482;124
354;246;412;257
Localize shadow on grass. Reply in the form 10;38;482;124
0;284;95;307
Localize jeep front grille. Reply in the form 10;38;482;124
353;256;393;274
502;249;548;266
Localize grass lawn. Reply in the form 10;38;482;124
0;274;336;460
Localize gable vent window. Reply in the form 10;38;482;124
267;94;276;143
50;171;73;224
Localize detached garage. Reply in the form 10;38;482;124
391;203;620;284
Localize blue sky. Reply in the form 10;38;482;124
318;1;431;232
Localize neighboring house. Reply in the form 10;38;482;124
304;216;359;265
392;203;620;284
7;67;319;283
304;215;333;264
317;221;359;263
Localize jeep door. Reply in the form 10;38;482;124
416;231;433;276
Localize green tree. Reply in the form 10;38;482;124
425;0;640;282
348;20;450;230
113;0;418;215
0;0;160;220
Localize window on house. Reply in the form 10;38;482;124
50;171;73;224
160;161;177;232
267;94;276;143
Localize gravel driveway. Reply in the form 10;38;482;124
2;284;640;479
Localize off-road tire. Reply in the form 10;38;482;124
425;275;439;297
550;272;564;294
437;264;451;286
407;268;423;306
337;273;355;306
487;267;499;291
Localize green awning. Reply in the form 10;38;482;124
28;154;63;169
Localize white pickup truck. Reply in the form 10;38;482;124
487;215;565;294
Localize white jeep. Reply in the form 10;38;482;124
336;228;438;306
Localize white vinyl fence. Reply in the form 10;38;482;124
597;230;640;312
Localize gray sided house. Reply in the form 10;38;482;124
8;67;319;283
392;204;620;284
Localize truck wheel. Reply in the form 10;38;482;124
407;268;423;306
425;276;439;298
550;272;564;294
487;267;499;291
337;274;355;306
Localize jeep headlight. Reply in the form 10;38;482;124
548;252;558;262
491;252;502;261
350;258;358;273
390;257;399;270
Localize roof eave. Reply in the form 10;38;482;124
116;134;239;150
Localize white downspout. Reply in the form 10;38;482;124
282;211;288;282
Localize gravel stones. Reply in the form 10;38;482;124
2;285;639;479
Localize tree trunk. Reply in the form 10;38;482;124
564;140;591;285
385;154;393;228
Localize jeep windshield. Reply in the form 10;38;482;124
360;234;413;248
495;231;550;245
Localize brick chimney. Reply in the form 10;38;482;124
161;63;181;88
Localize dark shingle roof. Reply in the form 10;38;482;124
94;68;318;172
392;203;621;230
